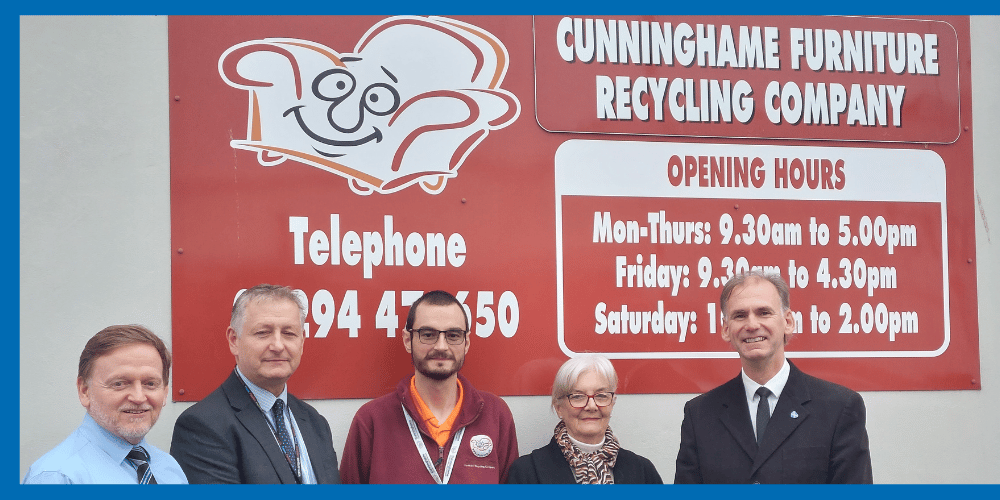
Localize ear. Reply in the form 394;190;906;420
77;376;90;409
783;308;795;344
463;330;471;355
227;326;240;356
553;399;567;420
720;319;733;344
403;329;413;354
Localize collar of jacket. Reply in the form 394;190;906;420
396;373;485;438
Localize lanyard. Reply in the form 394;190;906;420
402;403;465;484
238;374;303;483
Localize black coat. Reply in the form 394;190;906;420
507;437;662;484
674;361;873;484
170;370;340;484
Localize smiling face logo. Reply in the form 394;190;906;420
219;16;520;195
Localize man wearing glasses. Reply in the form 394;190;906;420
339;290;519;483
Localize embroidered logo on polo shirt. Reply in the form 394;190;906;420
470;434;494;457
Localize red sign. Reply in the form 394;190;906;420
534;16;961;143
169;15;979;401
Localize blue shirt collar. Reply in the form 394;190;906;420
235;365;288;412
79;412;150;465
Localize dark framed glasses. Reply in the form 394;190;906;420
409;327;468;345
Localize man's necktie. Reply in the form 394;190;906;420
272;399;300;478
126;446;157;484
755;387;772;444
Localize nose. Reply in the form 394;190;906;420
745;314;761;330
432;331;450;349
267;332;286;352
327;98;365;133
126;381;146;403
583;395;599;410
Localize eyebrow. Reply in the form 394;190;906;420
729;305;774;316
381;66;398;83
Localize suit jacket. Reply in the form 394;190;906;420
674;361;872;484
508;437;662;484
170;370;340;484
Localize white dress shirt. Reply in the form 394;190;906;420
741;359;791;436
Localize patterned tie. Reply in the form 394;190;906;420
126;446;157;484
755;387;772;444
272;398;300;478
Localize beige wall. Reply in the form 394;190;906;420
20;15;1000;483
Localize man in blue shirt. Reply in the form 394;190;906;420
23;325;187;484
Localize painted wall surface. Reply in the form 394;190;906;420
19;15;1000;483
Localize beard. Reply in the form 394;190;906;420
413;348;464;381
89;403;154;444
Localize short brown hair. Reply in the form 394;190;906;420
405;290;469;332
719;270;790;319
78;325;171;383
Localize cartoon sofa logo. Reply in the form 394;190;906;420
219;16;520;195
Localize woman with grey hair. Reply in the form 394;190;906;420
506;354;662;484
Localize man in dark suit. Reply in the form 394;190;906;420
170;284;340;483
674;271;872;484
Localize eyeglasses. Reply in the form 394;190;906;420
409;327;468;345
565;392;615;408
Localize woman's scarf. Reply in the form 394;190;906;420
553;420;621;484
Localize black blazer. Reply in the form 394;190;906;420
674;361;873;484
170;370;340;484
507;437;662;484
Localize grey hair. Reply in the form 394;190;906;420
231;284;307;335
551;354;619;409
719;270;790;319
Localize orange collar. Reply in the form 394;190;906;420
410;376;464;447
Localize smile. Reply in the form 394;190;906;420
284;106;383;147
743;336;766;343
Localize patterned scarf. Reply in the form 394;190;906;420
554;420;620;484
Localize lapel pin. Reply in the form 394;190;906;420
790;411;799;419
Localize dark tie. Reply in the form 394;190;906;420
126;446;157;484
755;387;772;444
272;399;300;478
